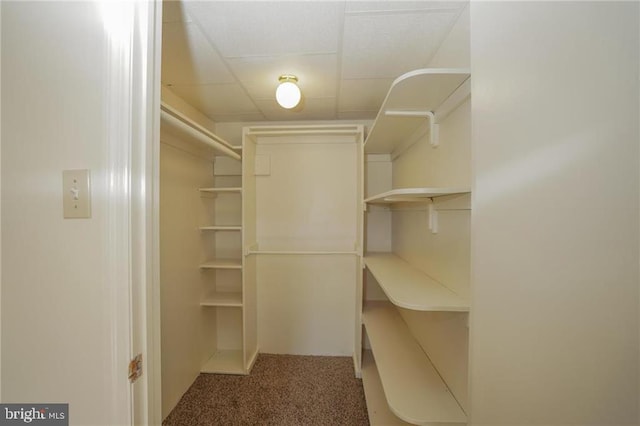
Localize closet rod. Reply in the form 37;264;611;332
160;103;241;161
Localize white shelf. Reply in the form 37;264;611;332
363;302;467;425
199;259;242;269
199;187;242;193
365;187;470;205
199;225;242;231
200;292;243;307
364;69;470;154
201;349;245;375
364;253;469;312
362;350;412;425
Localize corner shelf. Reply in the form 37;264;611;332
365;187;470;205
363;302;467;425
361;350;412;425
364;253;469;312
200;292;243;307
201;350;245;375
364;69;470;154
199;259;242;269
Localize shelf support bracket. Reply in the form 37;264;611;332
427;112;439;148
428;200;438;234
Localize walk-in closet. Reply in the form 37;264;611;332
159;1;472;424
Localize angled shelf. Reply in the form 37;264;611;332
365;187;470;205
199;259;242;270
200;292;243;307
201;349;245;375
365;69;470;154
363;302;467;425
199;225;242;232
364;253;469;311
361;350;412;425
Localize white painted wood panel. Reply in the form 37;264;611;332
160;142;213;417
257;255;357;355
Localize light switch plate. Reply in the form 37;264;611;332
63;169;91;219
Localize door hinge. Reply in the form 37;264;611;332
129;354;143;383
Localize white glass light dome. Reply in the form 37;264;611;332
275;75;301;109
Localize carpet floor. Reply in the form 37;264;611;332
163;354;370;426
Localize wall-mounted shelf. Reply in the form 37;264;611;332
365;253;469;312
199;259;242;269
199;225;242;232
200;292;243;307
199;187;242;194
365;187;470;205
364;69;470;154
361;350;412;425
363;302;467;425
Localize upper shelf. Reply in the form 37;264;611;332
364;68;470;154
365;187;470;205
365;253;469;311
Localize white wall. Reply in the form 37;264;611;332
470;2;639;424
1;2;127;424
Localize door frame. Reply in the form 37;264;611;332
104;0;162;424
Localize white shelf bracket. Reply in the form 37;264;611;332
428;200;438;234
427;112;439;148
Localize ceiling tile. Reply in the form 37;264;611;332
227;54;338;100
254;97;337;121
337;110;378;120
345;1;466;14
169;84;262;118
162;22;234;85
184;1;345;57
338;78;393;112
341;11;458;79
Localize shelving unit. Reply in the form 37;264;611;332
360;68;471;425
364;254;468;311
363;302;466;425
365;187;470;204
364;69;470;154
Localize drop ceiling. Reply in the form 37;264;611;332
162;0;468;123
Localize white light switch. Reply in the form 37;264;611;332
63;169;91;219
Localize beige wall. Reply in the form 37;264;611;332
470;2;639;424
1;2;124;423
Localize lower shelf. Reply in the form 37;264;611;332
200;292;243;307
363;301;467;425
201;350;245;375
362;350;411;425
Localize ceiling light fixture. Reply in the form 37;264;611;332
275;75;301;109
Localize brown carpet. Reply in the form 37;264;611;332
163;354;370;426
